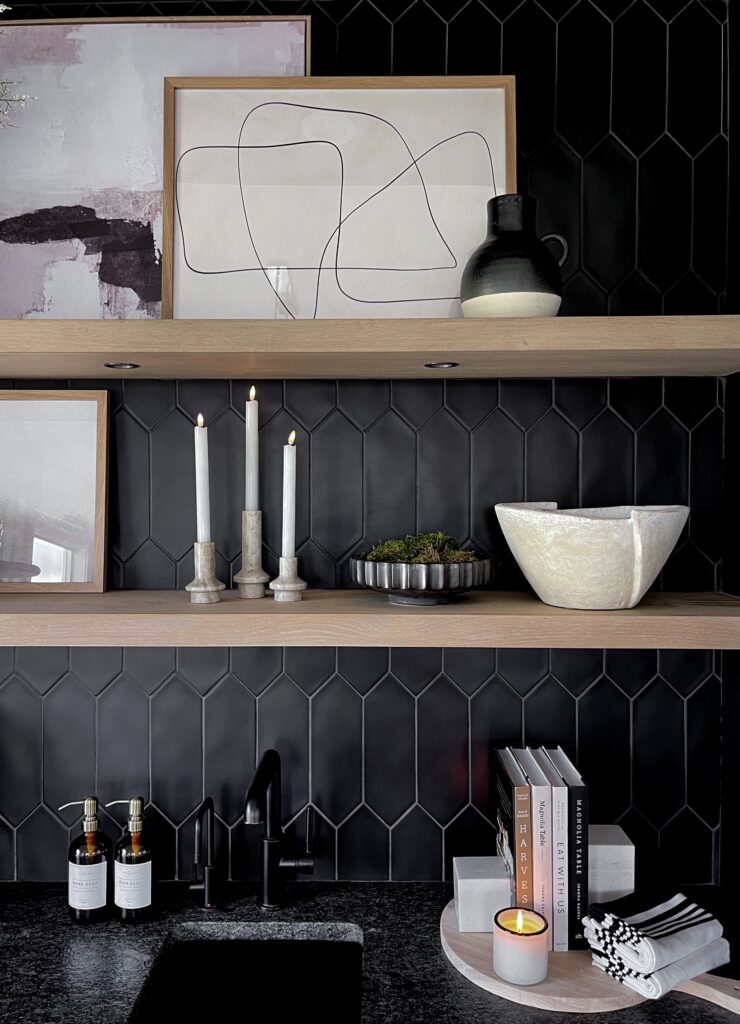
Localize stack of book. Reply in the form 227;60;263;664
495;746;588;951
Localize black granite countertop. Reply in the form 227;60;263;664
0;882;737;1024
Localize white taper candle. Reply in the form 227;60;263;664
194;412;211;543
245;385;259;512
281;431;297;558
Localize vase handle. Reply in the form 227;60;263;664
540;232;569;267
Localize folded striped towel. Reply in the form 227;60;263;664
590;936;730;1000
583;892;724;974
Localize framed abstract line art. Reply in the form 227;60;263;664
0;18;309;320
0;391;108;592
162;76;516;320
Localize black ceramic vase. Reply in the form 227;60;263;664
460;194;568;318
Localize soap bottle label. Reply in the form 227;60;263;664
68;861;107;910
114;861;152;909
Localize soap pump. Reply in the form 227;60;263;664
105;796;153;923
59;796;112;924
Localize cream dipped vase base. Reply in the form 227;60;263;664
233;511;269;600
186;541;226;604
439;902;740;1015
270;556;307;603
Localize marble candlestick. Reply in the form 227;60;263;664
186;541;226;604
269;556;307;603
233;510;270;599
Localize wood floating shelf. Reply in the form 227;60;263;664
0;315;738;379
1;590;739;648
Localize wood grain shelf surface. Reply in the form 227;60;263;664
1;589;739;648
0;315;738;379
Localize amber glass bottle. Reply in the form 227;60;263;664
60;797;112;924
107;796;153;923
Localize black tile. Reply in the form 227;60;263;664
392;2;447;75
257;675;308;820
444;649;495;696
636;409;689;505
109;410;149;562
0;819;13;880
577;677;631;821
471;408;525;557
365;675;416;825
553;380;606;431
418;411;470;540
391;649;441;696
311;411;363;559
337;806;388;880
608;378;662;429
470;676;522;815
177;380;229;425
583;137;637;290
16;807;67;882
609;271;663;315
690;409;723;561
664;272;718;315
124;539;177;590
612;2;667;156
555;2;611;156
123;648;176;696
617;807;659;889
418;676;468;826
658;650;712;697
337;1;392;75
633;678;684;828
660;808;715;886
0;649;12;683
0;676;41;825
177;648;229;696
502;0;556;156
499;380;551;430
150;409;198;561
443;805;497;881
693;136;729;293
231;648;282;696
145;804;177;881
391;381;444;430
204;675;255;826
208;409;246;562
284;648;335;696
69;648;122;696
560;271;608;316
97;675;149;815
661;540;716;592
284;380;336;431
605;649;657;697
550;650;602;697
667;4;723;156
664;378;717;432
497;649;548;696
44;675;95;822
295;540;337;589
124;380;176;430
391;806;442;880
638;136;692;291
364;411;416;543
581;409;635;507
445;381;498;430
526;409;578;508
337;381;390;430
687;675;721;828
311;675;362;825
282;805;336;881
16;648;67;695
527;138;581;280
447;2;501;75
150;674;202;825
337;648;388;696
523;676;576;756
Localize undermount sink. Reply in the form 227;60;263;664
128;922;363;1023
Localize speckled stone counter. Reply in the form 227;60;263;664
0;882;737;1024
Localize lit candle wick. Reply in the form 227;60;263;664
516;909;524;934
288;430;296;446
249;385;256;401
197;412;204;428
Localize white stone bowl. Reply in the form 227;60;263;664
495;502;689;610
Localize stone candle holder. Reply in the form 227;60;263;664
186;541;226;604
269;556;307;603
233;510;270;599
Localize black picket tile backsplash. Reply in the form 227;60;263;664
0;646;721;885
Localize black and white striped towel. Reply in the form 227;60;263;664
583;893;724;974
589;937;730;999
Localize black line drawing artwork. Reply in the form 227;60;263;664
175;100;498;319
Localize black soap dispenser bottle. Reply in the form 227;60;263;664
59;796;112;924
106;796;153;923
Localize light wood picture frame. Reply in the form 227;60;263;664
0;391;108;593
163;75;516;320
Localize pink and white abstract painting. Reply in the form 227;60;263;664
0;19;307;319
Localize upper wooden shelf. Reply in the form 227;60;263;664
1;315;738;379
2;589;738;648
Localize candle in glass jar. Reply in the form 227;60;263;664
281;431;297;558
493;908;548;986
245;385;259;512
194;413;211;543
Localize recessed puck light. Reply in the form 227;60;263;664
104;361;141;370
424;361;459;369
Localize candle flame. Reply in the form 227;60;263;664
288;430;296;446
197;413;204;428
249;386;256;401
516;909;524;933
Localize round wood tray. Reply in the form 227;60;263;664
440;901;740;1015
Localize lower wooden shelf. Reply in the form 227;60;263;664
0;589;738;648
